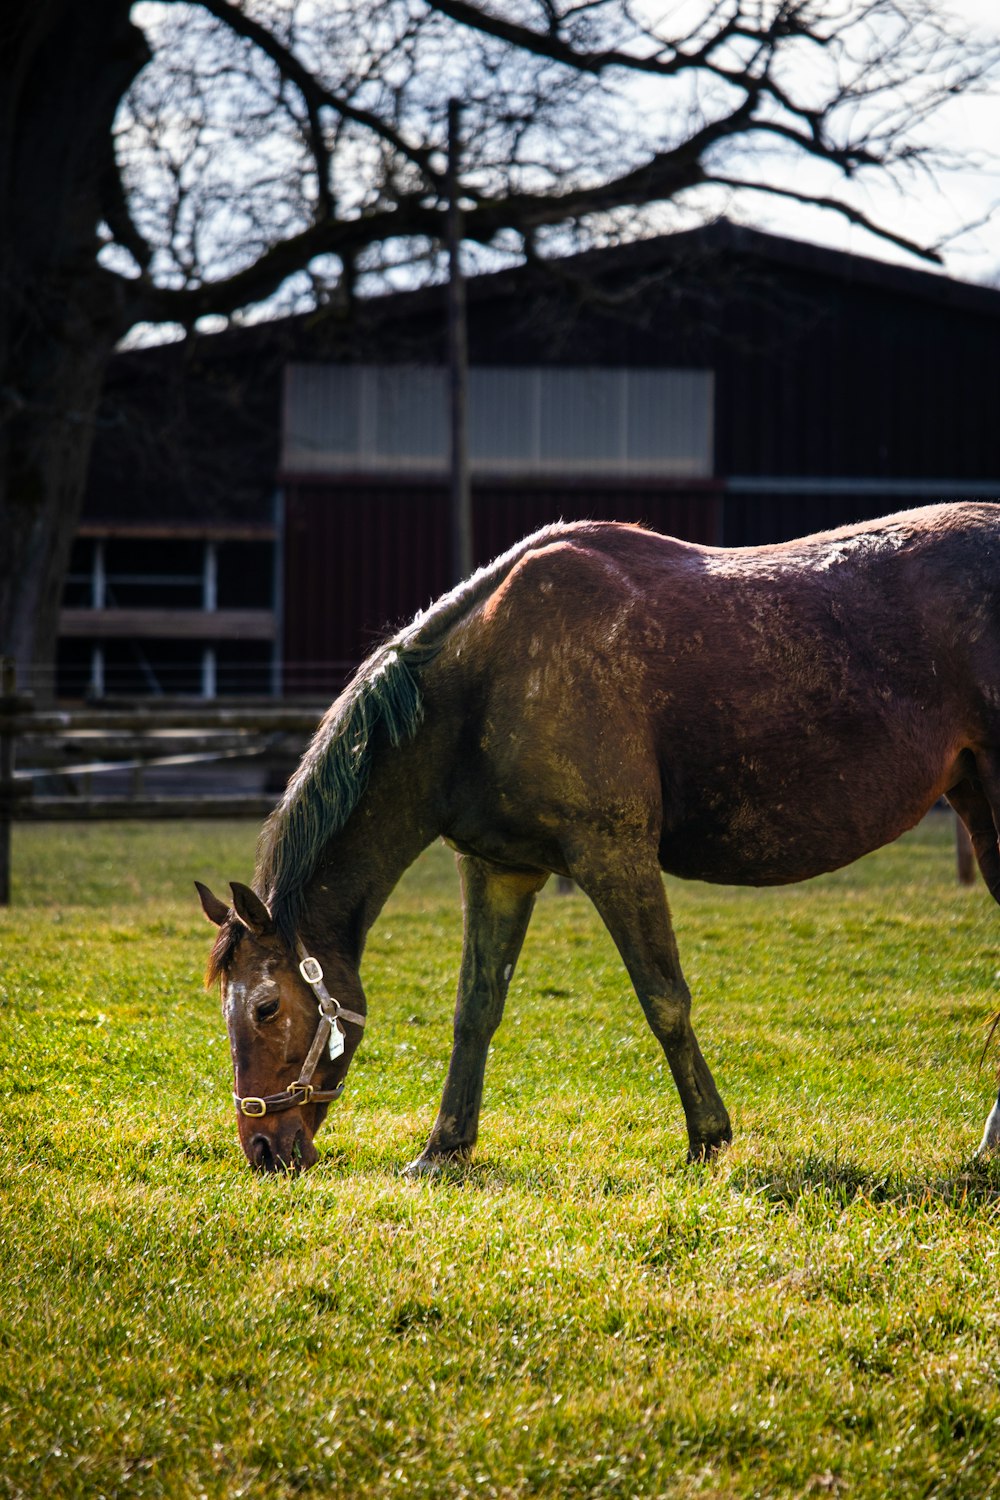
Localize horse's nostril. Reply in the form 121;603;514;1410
250;1133;276;1172
295;1126;319;1171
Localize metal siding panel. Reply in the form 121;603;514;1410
538;369;623;463
468;368;537;463
373;368;448;463
283;365;360;474
283;364;714;478
625;370;714;472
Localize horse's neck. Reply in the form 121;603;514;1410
299;736;439;962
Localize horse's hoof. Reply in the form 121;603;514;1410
687;1127;732;1163
976;1098;1000;1158
401;1155;443;1179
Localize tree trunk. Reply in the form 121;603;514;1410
0;2;147;697
2;333;117;695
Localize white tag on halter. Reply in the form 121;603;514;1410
328;1022;345;1061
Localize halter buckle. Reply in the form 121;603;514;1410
239;1096;267;1118
299;956;324;986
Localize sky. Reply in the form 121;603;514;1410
702;0;1000;285
121;0;1000;352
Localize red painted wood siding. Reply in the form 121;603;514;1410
282;479;723;694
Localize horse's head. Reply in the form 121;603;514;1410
196;880;365;1173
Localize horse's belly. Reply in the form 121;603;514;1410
661;810;910;886
659;762;944;886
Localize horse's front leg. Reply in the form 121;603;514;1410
404;856;546;1176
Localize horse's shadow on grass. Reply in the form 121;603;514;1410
728;1150;1000;1213
355;1144;1000;1211
321;1140;663;1196
318;1136;1000;1210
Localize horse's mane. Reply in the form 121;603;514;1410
254;521;575;939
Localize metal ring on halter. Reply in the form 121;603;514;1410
295;947;367;1029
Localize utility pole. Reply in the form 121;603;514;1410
446;97;472;585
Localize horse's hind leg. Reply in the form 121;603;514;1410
976;1093;1000;1157
404;856;546;1176
567;840;731;1161
947;767;1000;903
946;757;1000;1157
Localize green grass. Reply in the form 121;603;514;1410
3;814;1000;1498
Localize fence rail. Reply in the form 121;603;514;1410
12;795;279;822
0;658;327;903
0;705;325;734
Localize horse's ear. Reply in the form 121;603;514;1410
195;881;231;927
230;882;275;936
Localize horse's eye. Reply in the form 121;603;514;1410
256;997;280;1024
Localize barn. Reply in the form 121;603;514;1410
65;220;1000;699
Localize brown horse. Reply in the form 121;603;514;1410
198;502;1000;1173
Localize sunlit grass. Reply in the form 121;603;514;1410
2;814;1000;1497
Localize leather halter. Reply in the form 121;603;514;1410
233;943;367;1119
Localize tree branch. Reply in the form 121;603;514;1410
178;0;445;200
708;174;943;263
118;0;985;326
126;96;761;323
426;0;756;80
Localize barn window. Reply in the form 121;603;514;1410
283;364;714;478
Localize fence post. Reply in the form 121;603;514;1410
0;658;16;906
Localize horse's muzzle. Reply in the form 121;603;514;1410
246;1122;318;1174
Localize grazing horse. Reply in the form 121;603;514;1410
198;503;1000;1173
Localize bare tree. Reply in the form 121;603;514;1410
2;0;996;692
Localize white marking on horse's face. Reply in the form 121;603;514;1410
224;959;278;1022
223;979;246;1021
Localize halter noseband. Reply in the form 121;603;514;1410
234;942;367;1119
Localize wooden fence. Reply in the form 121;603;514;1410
0;658;326;904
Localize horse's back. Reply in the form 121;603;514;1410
440;504;1000;885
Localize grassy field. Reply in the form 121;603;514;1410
3;814;1000;1498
